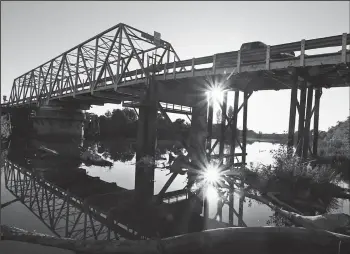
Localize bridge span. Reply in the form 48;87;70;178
2;23;349;226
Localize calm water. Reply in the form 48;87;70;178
1;139;349;238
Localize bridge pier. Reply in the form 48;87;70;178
134;79;158;203
32;104;85;142
288;79;322;159
199;84;251;227
188;91;209;222
4;107;33;139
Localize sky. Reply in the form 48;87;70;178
1;1;349;134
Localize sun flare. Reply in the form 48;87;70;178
209;87;224;103
203;165;221;185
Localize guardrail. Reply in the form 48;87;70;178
6;33;349;106
123;101;192;114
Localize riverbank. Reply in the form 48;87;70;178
0;241;74;254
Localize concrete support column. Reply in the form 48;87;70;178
8;107;32;138
187;93;208;180
186;92;208;225
135;79;158;203
32;105;85;142
31;104;85;158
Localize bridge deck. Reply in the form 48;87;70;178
4;27;349;107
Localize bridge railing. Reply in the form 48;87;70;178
86;33;350;88
6;31;349;106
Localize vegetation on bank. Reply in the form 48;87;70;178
235;117;350;221
318;117;350;158
85;108;191;140
1;114;11;140
85;108;289;142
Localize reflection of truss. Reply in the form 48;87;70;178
4;160;140;240
8;23;180;106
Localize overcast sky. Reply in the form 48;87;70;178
1;1;349;133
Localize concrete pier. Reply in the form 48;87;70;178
32;105;85;142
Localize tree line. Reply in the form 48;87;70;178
84;108;190;140
84;106;290;142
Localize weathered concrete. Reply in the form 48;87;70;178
135;79;158;202
32;105;85;141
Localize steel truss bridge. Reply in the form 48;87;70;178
2;23;350;227
4;23;349;107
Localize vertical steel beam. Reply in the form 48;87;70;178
217;91;227;221
312;88;321;156
187;92;208;187
241;91;248;167
206;95;214;152
65;191;70;237
237;90;249;226
230;91;240;165
229;91;239;226
302;86;314;159
287;74;298;151
204;90;214;221
135;77;158;202
296;82;307;156
219;92;228;161
238;197;244;227
187;89;208;226
93;38;99;82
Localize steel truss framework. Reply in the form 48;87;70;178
8;23;181;106
5;27;349;106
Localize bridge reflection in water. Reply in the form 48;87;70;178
4;157;244;241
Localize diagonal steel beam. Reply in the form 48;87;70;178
91;27;121;92
123;26;150;81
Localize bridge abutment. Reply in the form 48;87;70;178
32;103;86;142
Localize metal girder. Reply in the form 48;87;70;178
5;32;349;107
7;23;177;106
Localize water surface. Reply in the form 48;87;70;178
1;138;349;238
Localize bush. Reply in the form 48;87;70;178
252;145;340;185
318;117;350;159
1;115;11;139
